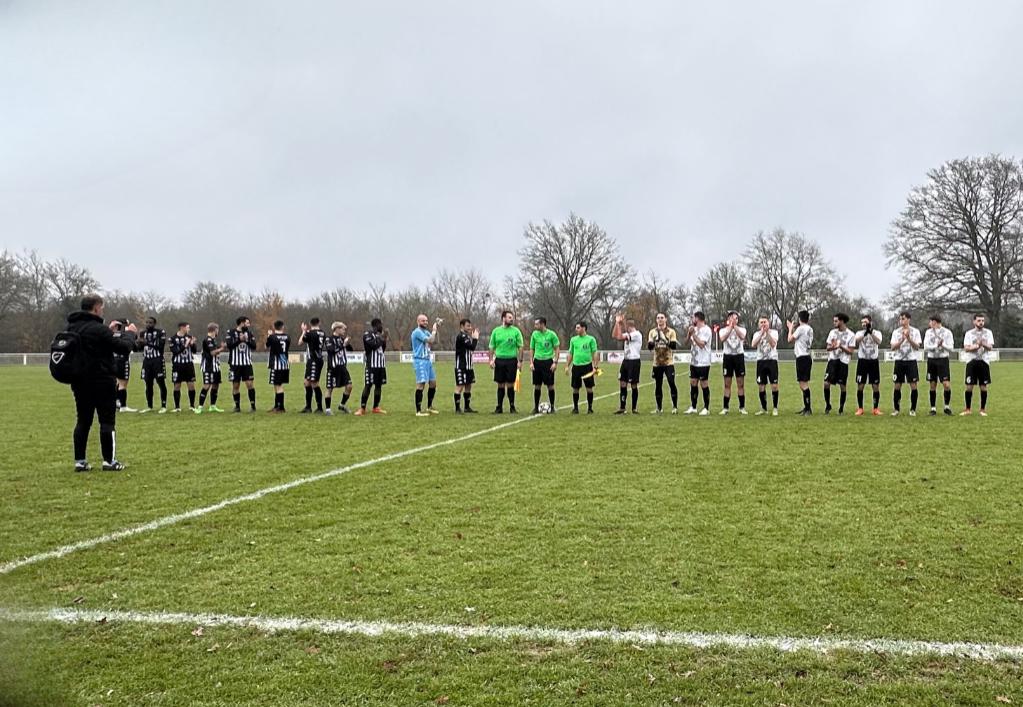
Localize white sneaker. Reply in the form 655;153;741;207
979;410;988;417
671;408;678;415
650;409;662;415
755;410;767;416
684;407;697;415
908;410;916;417
718;409;729;416
172;408;181;413
891;410;900;417
158;407;168;414
699;408;709;416
138;408;151;414
772;409;778;416
120;406;138;413
739;408;748;415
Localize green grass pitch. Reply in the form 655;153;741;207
1;362;1022;705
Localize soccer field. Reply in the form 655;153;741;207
1;363;1022;706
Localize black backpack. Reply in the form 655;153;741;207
49;330;87;384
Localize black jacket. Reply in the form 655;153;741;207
66;311;137;379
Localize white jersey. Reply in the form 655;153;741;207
751;328;779;361
855;329;882;360
792;324;813;358
719;324;746;355
890;326;922;361
962;327;994;362
923;326;954;359
622;330;643;360
690;324;713;367
826;328;856;364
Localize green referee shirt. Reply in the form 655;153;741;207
530;329;560;360
568;334;597;366
489;325;524;359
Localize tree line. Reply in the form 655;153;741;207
2;155;1022;352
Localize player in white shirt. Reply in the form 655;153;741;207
960;313;994;416
853;315;883;416
822;313;857;414
718;310;747;415
612;314;643;414
786;310;814;415
889;310;922;416
750;315;779;416
924;315;955;416
684;311;713;415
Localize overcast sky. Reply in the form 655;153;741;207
2;0;1022;305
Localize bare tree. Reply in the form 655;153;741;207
510;213;633;339
0;251;25;326
885;155;1023;343
430;268;492;323
183;281;242;329
47;258;100;312
693;262;748;322
744;228;841;325
625;272;690;332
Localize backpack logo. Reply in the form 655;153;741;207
51;352;65;365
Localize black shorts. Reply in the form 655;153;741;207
651;365;676;382
532;360;556;387
618;359;641;384
141;359;165;382
269;368;290;386
926;358;951;383
305;359;323;383
689;365;710;382
114;356;130;382
230;364;254;383
823;360;849;386
755;360;779;385
455;368;476;387
571;363;595;389
494;357;518;385
855;359;880;386
722;353;746;378
965;360;991;386
365;367;387;386
202;369;222;386
892;360;919;384
795;356;812;382
172;363;196;384
327;365;352;389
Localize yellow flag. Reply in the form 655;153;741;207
514;369;521;392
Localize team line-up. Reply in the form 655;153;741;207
118;308;997;419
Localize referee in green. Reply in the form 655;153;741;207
488;310;524;413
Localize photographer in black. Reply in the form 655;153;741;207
67;294;138;471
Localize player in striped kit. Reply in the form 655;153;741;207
225;316;257;413
822;313;856;414
889;311;922;416
137;317;168;413
265;320;290;413
299;318;327;414
169;322;198;412
454;318;480;413
195;323;225;414
111;319;137;412
853;315;883;416
324;321;354;415
718;310;747;415
612;314;643;414
354;318;388;416
960;313;994;416
924;315;955;416
750;316;779;415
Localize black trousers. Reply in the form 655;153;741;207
72;377;118;463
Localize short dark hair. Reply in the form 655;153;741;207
177;321;189;329
80;293;104;311
273;320;285;329
929;314;942;324
861;314;872;323
900;310;912;319
693;311;705;322
834;313;849;324
576;320;587;330
459;318;471;327
535;317;547;325
145;316;157;326
798;310;810;323
236;316;249;326
310;317;320;326
208;323;219;332
370;318;382;328
501;310;513;319
974;312;986;320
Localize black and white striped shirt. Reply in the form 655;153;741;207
302;329;326;362
363;331;386;368
266;333;290;371
455;331;477;370
139;328;166;361
326;335;351;368
225;328;255;367
202;336;221;373
169;334;196;365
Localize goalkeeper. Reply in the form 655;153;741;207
647;312;679;414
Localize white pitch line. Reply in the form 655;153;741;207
1;606;1022;662
0;387;635;576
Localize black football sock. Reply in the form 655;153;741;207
548;388;555;406
856;390;863;409
454;393;461;411
772;390;779;409
702;387;710;409
188;389;196;408
690;386;699;408
325;395;332;409
964;390;973;409
372;384;382;408
427;387;436;408
738;394;745;409
117;388;127;408
463;392;472;409
360;386;371;408
944;389;951;406
233;392;241;408
415;389;423;411
276;392;285;409
929;389;936;408
173;390;181;409
314;387;323;410
587;391;594;411
893;389;901;411
668;379;678;408
157;379;167;407
572;392;579;410
507;390;515;408
619;388;628;409
873;390;880;409
248;388;256;409
980;390;988;410
146;381;154;409
823;387;831;409
210;388;218;406
497;388;506;410
910;389;918;411
341;391;351;405
199;389;208;406
534;389;541;409
723;395;730;410
802;388;811;411
759;391;767;410
305;387;313;409
655;386;663;410
839;390;847;411
631;387;638;411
